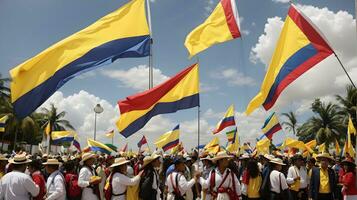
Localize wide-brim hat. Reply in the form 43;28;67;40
263;154;275;160
0;154;8;161
81;152;96;162
43;159;61;165
239;153;250;160
9;153;32;164
269;158;286;166
341;158;356;167
173;157;186;165
110;157;130;168
142;154;161;169
212;151;233;162
316;153;334;161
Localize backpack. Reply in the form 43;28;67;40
139;169;157;199
66;174;82;199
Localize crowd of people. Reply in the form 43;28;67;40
0;148;356;200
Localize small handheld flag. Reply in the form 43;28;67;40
88;139;114;155
51;131;75;144
226;127;237;143
137;135;148;148
262;112;282;140
213;105;236;134
105;130;115;138
155;125;180;152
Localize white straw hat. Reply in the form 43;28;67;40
110;157;130;168
9;153;31;164
269;158;286;166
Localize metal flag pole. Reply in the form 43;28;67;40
196;57;201;156
354;0;357;188
146;0;154;89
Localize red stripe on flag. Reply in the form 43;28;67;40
221;0;241;38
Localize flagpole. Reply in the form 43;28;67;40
333;53;356;88
146;0;154;89
196;57;200;156
354;0;357;188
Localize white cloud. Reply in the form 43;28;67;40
212;68;256;86
101;65;169;91
249;5;357;112
204;0;216;16
272;0;291;3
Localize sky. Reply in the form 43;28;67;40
0;0;356;152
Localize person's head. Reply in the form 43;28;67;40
43;159;61;174
63;160;75;173
317;153;333;169
9;153;31;172
81;153;96;167
110;157;130;175
341;158;356;173
0;155;8;170
174;157;186;172
269;158;285;171
293;155;304;167
247;159;260;178
214;152;232;170
307;157;316;168
142;154;161;170
28;159;42;173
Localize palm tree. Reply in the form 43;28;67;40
0;100;40;151
297;99;345;149
281;111;298;135
336;84;357;126
0;73;10;101
37;104;74;152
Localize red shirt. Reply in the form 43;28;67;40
31;171;46;200
342;172;357;196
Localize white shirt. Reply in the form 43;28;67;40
152;170;161;200
78;166;99;200
46;170;66;200
286;166;308;189
111;172;141;200
269;170;289;193
1;170;39;200
200;168;241;200
166;171;196;196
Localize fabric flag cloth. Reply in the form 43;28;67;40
226;127;237;142
213;105;236;134
45;122;51;136
10;0;150;119
137;135;148;148
120;143;128;152
261;112;282;140
171;142;183;154
346;124;356;157
256;138;271;155
282;138;306;150
185;0;241;57
88;139;114;155
335;139;341;155
51;131;75;144
0;115;8;133
154;125;180;152
318;143;326;153
302;139;317;156
105;144;118;152
242;143;253;154
226;134;239;153
348;116;356;135
72;133;81;152
117;64;199;138
246;4;334;115
105;130;115;138
204;137;220;150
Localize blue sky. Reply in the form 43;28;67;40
0;0;356;151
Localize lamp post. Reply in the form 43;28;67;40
93;104;103;140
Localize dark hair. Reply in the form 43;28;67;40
63;161;75;172
29;159;42;171
247;159;260;178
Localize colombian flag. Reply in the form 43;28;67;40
0;115;8;133
154;125;180;152
246;4;334;114
185;0;241;57
105;130;115;138
262;112;282;140
73;133;81;152
117;64;199;138
226;127;237;143
88;139;114;155
10;0;150;119
213;105;236;134
51;131;75;144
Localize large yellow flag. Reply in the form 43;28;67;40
226;136;239;153
256;138;270;155
204;137;220;154
45;122;51;136
184;0;241;57
335;139;341;155
348;116;356;135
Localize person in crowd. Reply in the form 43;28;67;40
63;160;82;200
241;159;262;200
109;157;143;200
139;154;161;200
238;154;250;181
44;158;66;200
340;157;357;200
309;153;337;200
29;159;47;200
287;155;308;200
166;157;199;200
200;151;241;200
0;154;8;178
1;153;40;200
78;152;102;200
269;158;289;200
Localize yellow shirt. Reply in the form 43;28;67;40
247;175;262;198
319;168;330;194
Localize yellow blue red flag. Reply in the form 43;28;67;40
51;131;75;144
226;127;237;143
185;0;241;57
117;64;199;137
10;0;150;119
213;105;236;134
105;130;115;138
154;125;180;152
246;5;334;114
261;112;282;140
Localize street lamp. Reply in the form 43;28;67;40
93;103;104;140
